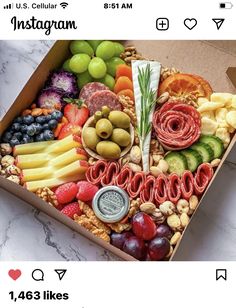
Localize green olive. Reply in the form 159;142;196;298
94;111;103;123
108;111;130;129
83;127;100;150
101;105;110;118
95;118;113;139
96;141;121;159
111;128;131;147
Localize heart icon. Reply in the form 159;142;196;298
184;18;197;30
8;269;22;281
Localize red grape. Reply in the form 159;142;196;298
156;224;173;240
123;236;147;260
111;232;133;250
132;212;156;240
148;237;170;261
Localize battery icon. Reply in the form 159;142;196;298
219;2;233;8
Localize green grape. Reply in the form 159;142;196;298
106;57;125;77
98;74;115;90
96;41;115;61
113;42;125;57
87;40;103;52
62;59;73;72
69;54;91;74
70;40;94;57
77;71;93;89
88;57;107;79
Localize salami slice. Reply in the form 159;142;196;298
79;82;109;104
115;166;133;190
181;170;194;200
87;90;121;115
127;172;146;198
153;101;201;150
101;162;120;186
140;175;156;203
154;174;168;205
167;173;182;204
86;160;108;185
194;163;213;195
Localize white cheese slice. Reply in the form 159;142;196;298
132;60;161;172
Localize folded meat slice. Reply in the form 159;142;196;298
154;173;168;205
194;163;213;195
127;172;146;199
167;173;182;204
101;162;120;186
86;160;108;185
115;166;133;190
140;175;156;203
181;170;194;200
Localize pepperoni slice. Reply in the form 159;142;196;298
79;82;109;104
154;174;168;205
127;172;146;198
101;162;120;186
181;170;194;200
194;163;213;195
115;166;133;190
86;160;108;185
153;101;201;150
167;173;182;204
140;175;156;203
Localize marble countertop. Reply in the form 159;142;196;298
0;40;236;261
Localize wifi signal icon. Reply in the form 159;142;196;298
60;2;68;9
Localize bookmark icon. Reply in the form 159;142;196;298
54;269;67;281
212;18;225;30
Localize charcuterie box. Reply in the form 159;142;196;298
0;40;236;261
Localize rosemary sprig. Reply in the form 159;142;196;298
137;64;156;150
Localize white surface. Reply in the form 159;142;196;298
0;40;236;261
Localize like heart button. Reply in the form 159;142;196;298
8;269;22;281
184;18;197;30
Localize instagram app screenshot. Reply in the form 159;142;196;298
0;0;236;307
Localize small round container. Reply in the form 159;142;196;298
92;186;130;223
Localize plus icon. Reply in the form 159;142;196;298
156;18;169;31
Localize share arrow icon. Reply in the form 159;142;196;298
212;18;225;30
54;269;67;281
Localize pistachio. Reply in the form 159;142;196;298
211;158;221;168
1;155;15;168
189;195;199;211
130;146;142;164
158;159;169;173
157;92;170;104
128;162;142;172
159;201;175;216
176;199;189;214
167;214;181;230
140;202;156;214
150;166;163;177
180;213;190;227
0;143;12;156
170;231;181;245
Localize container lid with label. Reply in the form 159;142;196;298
92;186;130;223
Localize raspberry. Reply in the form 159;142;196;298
60;202;82;219
76;181;99;202
55;182;78;204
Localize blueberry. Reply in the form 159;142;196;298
20;124;28;134
42;123;49;130
7;127;15;134
12;122;21;131
51;110;63;121
14;116;23;124
43;130;54;141
35;133;45;142
23;115;34;125
2;131;12;142
48;119;58;129
34;122;42;134
10;137;20;147
13;132;22;141
22;135;34;144
27;124;37;136
44;115;52;122
35;116;47;124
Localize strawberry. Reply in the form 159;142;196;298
55;182;78;204
60;202;82;219
58;123;81;140
76;181;99;202
64;102;89;127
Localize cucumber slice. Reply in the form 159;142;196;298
190;142;214;163
199;135;224;159
164;152;188;176
181;149;203;172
